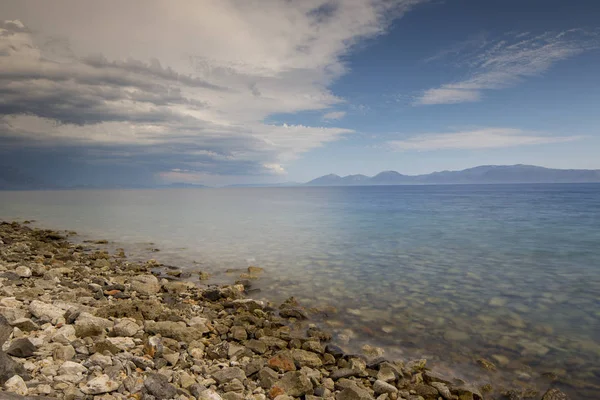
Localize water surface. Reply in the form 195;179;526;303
1;184;599;398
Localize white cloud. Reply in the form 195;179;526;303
322;111;347;120
388;128;583;151
416;88;480;105
0;0;423;181
415;30;599;105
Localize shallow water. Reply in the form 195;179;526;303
1;184;600;397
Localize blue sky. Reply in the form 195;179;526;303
0;0;599;186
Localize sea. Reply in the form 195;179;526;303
1;183;599;398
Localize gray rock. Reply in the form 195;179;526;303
335;384;373;400
144;320;205;342
74;312;112;337
279;306;308;320
213;367;246;384
272;371;313;397
230;326;247;341
130;275;161;295
429;382;452;399
541;388;570;400
373;380;398;395
53;344;76;361
29;300;65;321
258;367;279;389
7;338;36;358
10;318;39;332
0;315;12;345
144;373;178;399
113;318;141;337
246;339;268;354
330;368;361;380
0;351;27;384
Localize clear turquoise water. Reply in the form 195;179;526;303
1;184;599;397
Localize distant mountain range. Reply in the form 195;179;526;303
2;165;600;190
306;165;600;186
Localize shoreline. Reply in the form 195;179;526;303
0;221;569;400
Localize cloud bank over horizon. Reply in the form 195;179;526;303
0;0;421;185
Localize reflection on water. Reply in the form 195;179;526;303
1;184;600;398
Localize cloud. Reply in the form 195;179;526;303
322;111;347;120
0;0;423;184
415;30;599;105
388;128;583;151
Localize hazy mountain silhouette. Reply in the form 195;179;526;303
306;165;600;186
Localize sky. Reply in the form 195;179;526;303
0;0;599;187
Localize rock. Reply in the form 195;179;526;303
106;336;136;351
541;388;570;400
4;374;28;395
29;300;65;322
53;344;76;360
246;339;268;354
325;344;345;358
335;384;373;400
279;307;308;320
377;366;398;383
15;266;32;278
0;315;13;345
52;324;77;344
491;354;510;367
178;371;197;389
113;318;141;337
204;289;222;301
80;374;120;395
10;318;39;332
75;312;112;337
330;368;361;380
199;389;224;400
7;338;36;357
268;353;296;372
412;383;439;398
130;275;161;295
144;320;205;342
258;367;279;389
230;326;248;341
59;360;88;375
272;371;313;397
443;329;469;342
476;358;496;371
373;380;398;395
429;382;452;399
87;353;113;368
223;378;245;392
144;373;178;399
290;349;322;368
213;367;246;384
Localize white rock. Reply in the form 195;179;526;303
87;353;114;368
106;336;136;350
15;266;32;278
130;275;160;295
80;374;120;394
59;360;88;375
0;297;21;308
199;389;223;400
75;312;113;330
113;318;141;337
29;300;65;321
4;375;28;395
52;324;77;344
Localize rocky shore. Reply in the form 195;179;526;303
0;221;569;400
